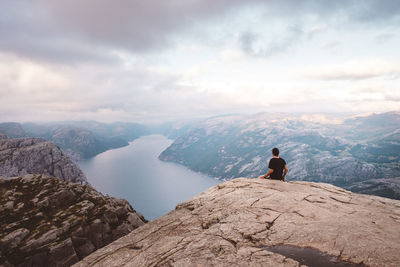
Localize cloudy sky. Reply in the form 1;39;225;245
1;0;399;123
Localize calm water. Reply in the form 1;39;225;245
78;135;219;220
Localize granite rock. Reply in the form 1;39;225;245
0;138;86;184
74;178;400;267
0;175;147;266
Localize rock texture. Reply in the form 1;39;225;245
0;138;86;184
0;175;147;266
75;178;400;267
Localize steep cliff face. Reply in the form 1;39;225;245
75;178;400;267
0;175;147;266
0;138;86;184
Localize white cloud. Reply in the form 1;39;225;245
307;25;326;39
219;50;247;63
299;59;400;80
322;40;341;49
1;1;400;123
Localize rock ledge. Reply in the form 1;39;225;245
0;175;147;266
75;178;400;267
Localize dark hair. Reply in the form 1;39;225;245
272;147;279;156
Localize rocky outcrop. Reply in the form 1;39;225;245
0;138;86;184
0;175;147;266
75;178;400;267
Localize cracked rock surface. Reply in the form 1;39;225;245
0;138;86;184
0;175;147;266
75;178;400;267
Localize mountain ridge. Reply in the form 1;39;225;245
159;112;400;196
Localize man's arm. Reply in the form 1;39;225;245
282;165;288;181
258;169;274;179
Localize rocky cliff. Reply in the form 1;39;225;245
75;178;400;267
0;175;147;266
0;138;86;184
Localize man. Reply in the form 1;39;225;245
258;147;288;181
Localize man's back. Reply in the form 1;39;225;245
268;157;286;180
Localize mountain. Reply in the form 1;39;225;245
159;112;400;189
53;121;149;142
21;122;138;161
0;120;199;161
0;122;26;138
0;174;146;266
0;138;87;184
145;120;200;139
50;126;128;160
74;178;400;267
345;177;400;200
0;121;150;161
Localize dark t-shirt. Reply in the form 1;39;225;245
268;157;286;180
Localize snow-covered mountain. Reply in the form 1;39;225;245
159;112;400;188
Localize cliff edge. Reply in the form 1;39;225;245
0;138;86;184
75;178;400;267
0;175;146;266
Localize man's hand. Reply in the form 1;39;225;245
259;169;273;179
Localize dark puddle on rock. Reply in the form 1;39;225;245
262;245;368;267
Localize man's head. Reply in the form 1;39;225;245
272;147;279;157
